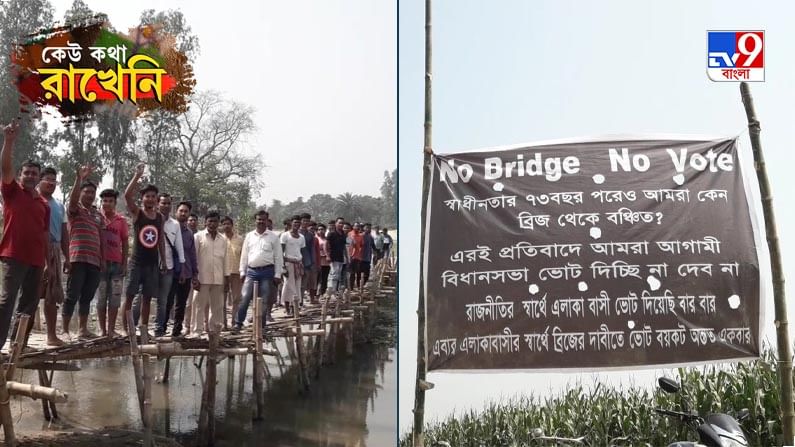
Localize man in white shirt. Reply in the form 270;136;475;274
235;210;283;330
191;211;228;336
280;215;305;317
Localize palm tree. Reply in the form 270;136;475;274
335;192;362;221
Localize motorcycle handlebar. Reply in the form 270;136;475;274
653;407;699;421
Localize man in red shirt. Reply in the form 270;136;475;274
97;189;128;338
0;119;50;351
348;222;365;290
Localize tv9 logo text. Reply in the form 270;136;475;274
707;31;764;82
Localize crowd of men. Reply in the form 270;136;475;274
0;119;394;351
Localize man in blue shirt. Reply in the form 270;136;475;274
167;201;200;337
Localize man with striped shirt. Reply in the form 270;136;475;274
62;165;104;340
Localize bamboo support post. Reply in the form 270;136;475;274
36;368;63;420
140;325;153;447
237;353;246;396
162;357;171;384
260;352;271;380
315;299;328;375
740;82;794;443
345;316;354;356
252;283;264;421
285;335;297;360
5;315;29;381
293;317;310;393
0;362;15;446
225;356;234;414
126;311;145;420
45;369;58;419
328;296;342;363
368;301;377;342
272;340;286;376
198;331;218;445
37;370;50;421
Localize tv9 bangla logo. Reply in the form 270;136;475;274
707;31;764;82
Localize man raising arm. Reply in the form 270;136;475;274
122;163;164;335
0;120;50;350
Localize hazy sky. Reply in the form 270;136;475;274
399;0;795;433
49;0;396;205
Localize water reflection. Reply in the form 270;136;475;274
13;344;396;446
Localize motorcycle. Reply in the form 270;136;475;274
654;376;750;447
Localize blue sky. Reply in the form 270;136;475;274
399;0;795;432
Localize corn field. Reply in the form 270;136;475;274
401;349;783;446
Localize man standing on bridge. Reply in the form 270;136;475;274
0;119;49;351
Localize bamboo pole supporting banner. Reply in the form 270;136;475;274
126;311;145;420
413;0;432;445
740;82;794;443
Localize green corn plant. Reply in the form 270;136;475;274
401;347;783;447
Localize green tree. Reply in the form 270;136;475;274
334;192;361;221
50;0;105;194
379;168;396;227
63;0;103;26
121;8;200;192
170;90;262;214
95;103;137;191
53;121;102;199
0;0;55;166
139;8;200;60
305;193;335;224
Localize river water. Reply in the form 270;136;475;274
12;324;396;446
